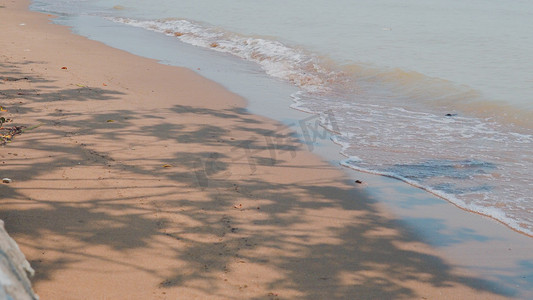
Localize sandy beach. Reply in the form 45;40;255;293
0;1;529;299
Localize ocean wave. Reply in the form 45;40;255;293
111;16;533;130
110;17;344;94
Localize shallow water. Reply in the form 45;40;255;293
31;0;533;235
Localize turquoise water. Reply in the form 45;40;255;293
31;0;533;235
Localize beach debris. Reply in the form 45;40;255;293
445;113;457;117
162;164;172;168
102;83;107;86
233;204;242;209
210;42;219;48
2;178;12;184
0;106;7;112
106;119;115;123
76;84;86;87
2;77;29;82
174;32;183;37
355;180;363;184
61;66;67;70
1;126;24;145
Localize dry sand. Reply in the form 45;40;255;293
0;1;518;299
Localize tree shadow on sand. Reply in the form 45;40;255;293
0;63;523;298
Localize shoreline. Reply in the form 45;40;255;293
61;10;533;238
1;1;531;299
338;159;533;238
26;0;532;238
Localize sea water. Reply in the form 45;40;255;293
30;0;533;236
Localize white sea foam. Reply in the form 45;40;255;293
111;17;339;95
